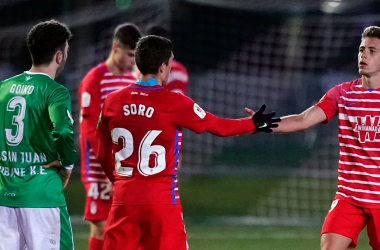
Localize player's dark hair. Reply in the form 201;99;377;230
146;24;169;38
113;23;142;50
362;26;380;40
135;35;173;75
26;20;72;66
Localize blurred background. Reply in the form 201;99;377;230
1;0;380;249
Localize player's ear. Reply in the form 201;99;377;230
159;62;166;74
55;50;63;64
112;42;119;52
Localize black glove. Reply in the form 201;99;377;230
252;104;281;133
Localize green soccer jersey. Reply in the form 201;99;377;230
0;71;78;207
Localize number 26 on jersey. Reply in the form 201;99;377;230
112;128;166;177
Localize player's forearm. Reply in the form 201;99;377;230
81;115;99;154
96;137;115;183
53;129;78;165
273;106;326;133
52;119;78;165
205;115;254;137
272;114;308;133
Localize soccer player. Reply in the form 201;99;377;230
146;24;189;95
0;20;77;250
79;23;142;250
246;26;380;250
146;24;190;168
96;35;280;250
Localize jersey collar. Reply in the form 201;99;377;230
136;78;159;86
24;71;52;79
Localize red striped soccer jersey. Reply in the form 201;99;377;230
316;78;380;208
79;63;136;183
165;60;189;95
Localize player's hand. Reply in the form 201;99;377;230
43;160;72;188
250;104;281;133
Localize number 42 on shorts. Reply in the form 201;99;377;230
88;182;112;200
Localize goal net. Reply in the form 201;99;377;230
173;3;379;224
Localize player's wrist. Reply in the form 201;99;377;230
59;160;74;170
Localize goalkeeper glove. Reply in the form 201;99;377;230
252;104;281;133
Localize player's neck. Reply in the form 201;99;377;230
29;65;56;79
105;57;125;75
361;75;380;89
140;75;162;86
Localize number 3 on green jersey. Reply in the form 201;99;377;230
5;96;26;146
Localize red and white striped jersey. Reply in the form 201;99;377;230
165;60;189;95
316;78;380;209
79;62;136;183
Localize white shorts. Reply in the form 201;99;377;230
0;206;74;250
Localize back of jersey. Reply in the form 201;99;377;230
0;71;77;207
98;83;210;205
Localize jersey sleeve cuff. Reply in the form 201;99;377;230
64;164;74;170
59;160;74;170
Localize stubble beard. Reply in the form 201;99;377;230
56;58;67;78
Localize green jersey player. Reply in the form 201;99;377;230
0;20;78;250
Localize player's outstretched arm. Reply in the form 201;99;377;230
274;106;326;133
203;105;280;137
245;105;326;133
273;106;327;133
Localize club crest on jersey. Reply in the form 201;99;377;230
354;115;380;143
193;103;206;119
82;92;91;107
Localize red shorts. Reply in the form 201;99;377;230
84;182;113;221
104;204;188;250
322;198;380;249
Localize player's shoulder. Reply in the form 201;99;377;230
334;79;360;92
82;63;107;80
46;79;70;98
104;86;131;104
1;73;24;83
164;88;193;104
341;79;359;87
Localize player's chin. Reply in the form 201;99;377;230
358;69;367;76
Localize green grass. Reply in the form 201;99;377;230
66;175;371;250
179;175;284;217
72;223;371;250
65;175;285;218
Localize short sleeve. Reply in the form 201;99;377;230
80;69;101;117
315;84;341;123
96;105;110;141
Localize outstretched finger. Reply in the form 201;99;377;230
257;104;266;114
245;107;255;117
272;117;282;123
265;111;276;119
